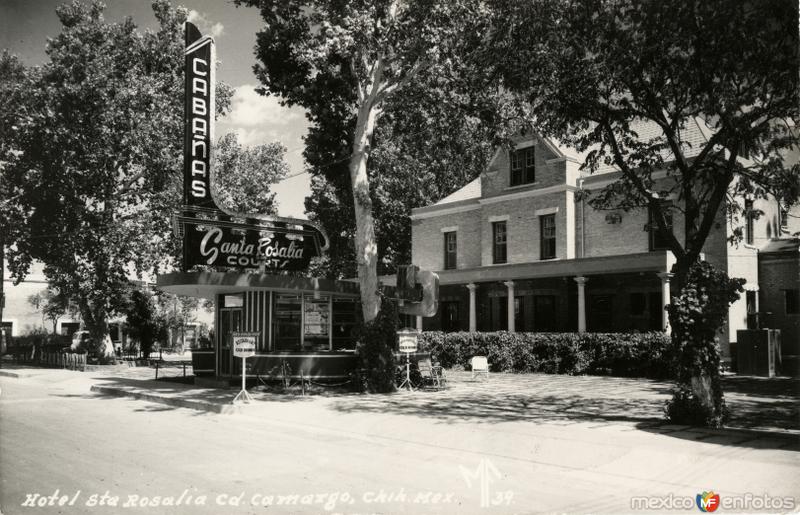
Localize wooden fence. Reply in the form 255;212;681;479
5;346;87;371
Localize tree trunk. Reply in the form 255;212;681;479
80;300;115;361
349;100;381;323
0;241;6;355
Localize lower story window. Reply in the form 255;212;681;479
332;298;359;350
441;301;460;332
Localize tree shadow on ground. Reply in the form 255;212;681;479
329;373;799;451
720;376;799;432
330;389;666;426
88;375;319;405
635;423;799;452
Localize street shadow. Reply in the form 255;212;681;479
635;422;800;452
721;375;800;397
330;389;666;426
328;373;799;451
88;375;320;406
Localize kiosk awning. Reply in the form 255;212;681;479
156;272;360;299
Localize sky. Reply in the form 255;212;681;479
0;0;312;218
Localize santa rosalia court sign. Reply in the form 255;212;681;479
175;22;328;272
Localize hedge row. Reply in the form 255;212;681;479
417;331;675;379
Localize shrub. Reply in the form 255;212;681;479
665;261;743;427
417;331;673;379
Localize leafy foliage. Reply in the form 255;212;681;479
27;287;76;334
665;262;744;427
1;1;231;348
236;0;505;321
486;0;797;426
488;0;799;281
124;289;160;359
417;331;675;379
153;290;200;350
214;132;288;215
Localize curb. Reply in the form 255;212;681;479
0;369;43;379
89;385;242;415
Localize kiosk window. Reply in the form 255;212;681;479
332;298;359;350
272;294;301;351
304;295;330;351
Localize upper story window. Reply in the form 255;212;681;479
744;199;756;244
443;231;457;270
492;221;507;264
648;201;673;251
540;214;556;260
510;147;535;186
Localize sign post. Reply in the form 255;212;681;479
232;332;258;403
397;329;419;391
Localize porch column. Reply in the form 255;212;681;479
466;283;477;332
574;276;588;333
657;272;673;332
415;315;423;332
504;281;515;332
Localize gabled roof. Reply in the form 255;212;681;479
433;177;482;206
417;117;715;211
573;117;711;175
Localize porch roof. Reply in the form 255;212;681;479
156;271;361;300
382;251;675;287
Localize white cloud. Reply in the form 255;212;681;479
188;10;224;38
216;85;310;218
225;85;303;128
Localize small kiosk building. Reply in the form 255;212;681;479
157;23;364;381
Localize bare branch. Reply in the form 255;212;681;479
601;120;686;259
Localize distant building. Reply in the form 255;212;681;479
407;118;800;364
1;261;213;345
1;262;80;338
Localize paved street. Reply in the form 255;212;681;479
1;368;798;515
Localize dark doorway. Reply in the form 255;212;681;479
218;308;242;376
534;295;557;331
588;295;614;332
648;292;663;330
441;301;460;332
490;297;508;331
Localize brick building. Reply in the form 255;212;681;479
406;118;800;360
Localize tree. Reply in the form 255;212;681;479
235;0;494;322
0;51;34;354
124;289;159;359
1;1;232;355
154;290;199;350
28;287;74;335
303;63;504;278
214;132;289;215
487;0;798;425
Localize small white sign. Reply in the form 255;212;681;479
232;332;258;357
398;331;418;353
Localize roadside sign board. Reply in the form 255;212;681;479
397;329;419;353
232;332;259;357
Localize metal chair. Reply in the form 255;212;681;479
417;358;446;390
471;356;489;379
